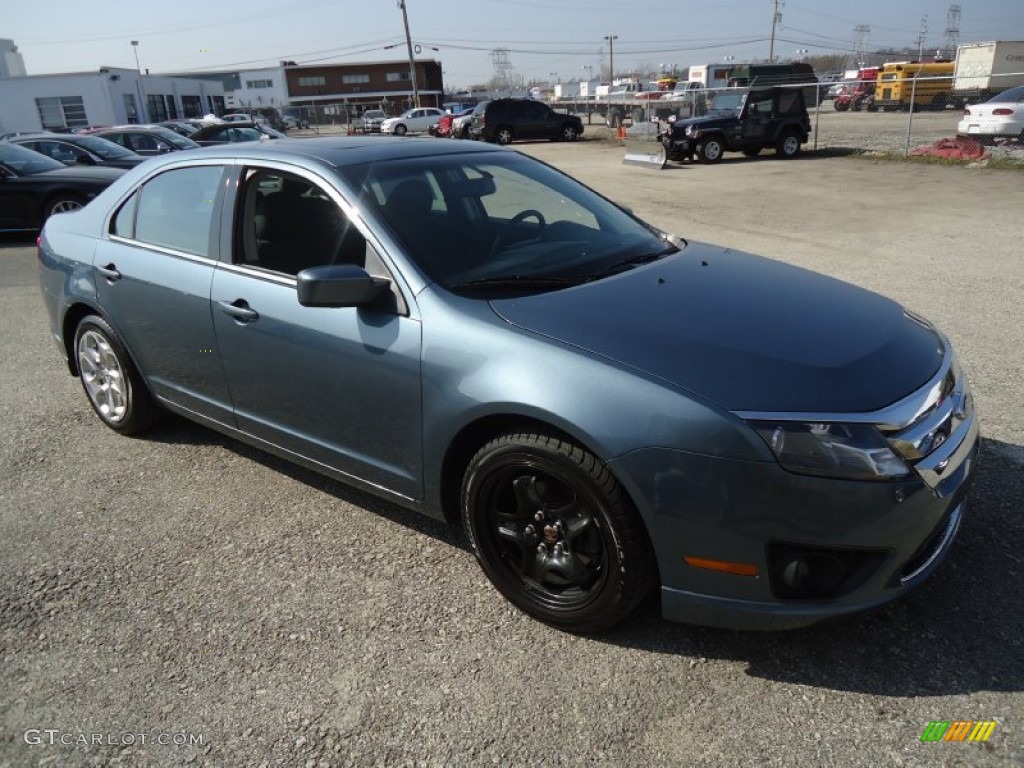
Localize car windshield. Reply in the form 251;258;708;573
338;150;681;296
0;142;67;174
157;130;200;149
71;135;138;160
707;91;746;113
364;110;386;119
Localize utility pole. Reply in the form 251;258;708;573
397;0;420;108
769;0;784;63
604;35;618;83
916;15;929;61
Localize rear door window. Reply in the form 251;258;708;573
133;166;224;256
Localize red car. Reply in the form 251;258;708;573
432;108;474;138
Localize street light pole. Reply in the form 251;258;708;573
130;40;148;123
604;35;618;83
397;0;420;108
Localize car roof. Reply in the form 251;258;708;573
141;136;505;170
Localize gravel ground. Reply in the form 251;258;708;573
1;143;1022;767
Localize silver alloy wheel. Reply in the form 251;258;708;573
702;140;722;162
77;329;128;423
782;135;800;156
49;199;83;215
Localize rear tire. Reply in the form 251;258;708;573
74;315;157;434
44;194;85;221
495;126;514;145
776;131;802;158
461;431;654;633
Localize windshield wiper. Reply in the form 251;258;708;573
450;275;585;292
586;248;675;279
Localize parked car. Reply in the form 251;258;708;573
450;109;475;139
381;108;445;135
37;137;978;633
188;122;287;146
159;119;217;137
282;107;310;130
0;141;124;231
432;108;475;138
661;86;811;163
957;85;1024;142
360;109;388;133
8;132;146;169
468;98;584;144
93;125;200;156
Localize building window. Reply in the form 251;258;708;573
123;93;139;123
35;96;87;130
386;72;411;83
165;95;178;119
246;79;273;89
147;94;168;122
342;73;370;84
181;95;202;118
298;75;326;86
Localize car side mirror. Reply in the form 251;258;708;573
296;264;391;308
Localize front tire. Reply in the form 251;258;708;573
560;124;579;142
495;126;514;145
461;432;653;633
74;315;157;434
696;137;724;163
393;124;408;136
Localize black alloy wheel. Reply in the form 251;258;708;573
461;432;653;633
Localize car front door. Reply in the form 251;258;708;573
737;91;774;148
210;165;423;499
91;162;235;425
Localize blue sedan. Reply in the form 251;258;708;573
37;138;979;632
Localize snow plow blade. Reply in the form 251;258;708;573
622;143;668;169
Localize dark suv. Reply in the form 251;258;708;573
469;99;584;145
661;86;811;163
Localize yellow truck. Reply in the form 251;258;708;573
874;61;955;111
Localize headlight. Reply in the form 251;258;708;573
751;422;911;481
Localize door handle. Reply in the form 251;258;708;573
217;299;259;323
96;263;121;281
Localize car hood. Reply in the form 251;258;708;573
32;165;126;184
669;113;739;134
488;244;943;413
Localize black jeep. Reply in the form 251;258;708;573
661;86;811;163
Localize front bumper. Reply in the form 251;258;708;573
608;345;980;630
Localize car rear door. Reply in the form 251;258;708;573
209;164;424;499
91;162;235;425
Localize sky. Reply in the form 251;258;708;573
5;0;1024;89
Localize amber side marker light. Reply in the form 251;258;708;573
683;556;759;577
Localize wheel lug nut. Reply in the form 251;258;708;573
534;511;544;522
553;543;564;555
524;525;535;535
537;544;546;554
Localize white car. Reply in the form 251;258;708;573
381;108;445;135
957;86;1024;142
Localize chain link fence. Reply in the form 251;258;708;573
551;70;1024;159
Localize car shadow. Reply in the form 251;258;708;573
148;415;1021;696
